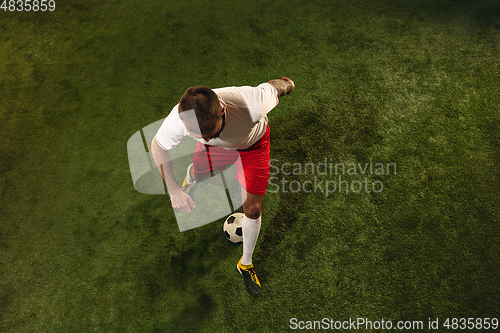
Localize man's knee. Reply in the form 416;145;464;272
192;170;211;182
243;202;262;220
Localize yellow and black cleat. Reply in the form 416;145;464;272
237;257;261;297
181;175;197;200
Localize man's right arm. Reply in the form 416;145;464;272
151;136;195;212
151;136;180;191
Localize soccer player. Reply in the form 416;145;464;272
151;77;295;297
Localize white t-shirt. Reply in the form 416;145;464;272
155;83;279;151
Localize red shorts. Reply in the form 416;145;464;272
192;125;270;196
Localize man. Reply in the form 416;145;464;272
151;77;295;297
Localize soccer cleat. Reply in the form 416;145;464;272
237;257;261;297
181;175;197;200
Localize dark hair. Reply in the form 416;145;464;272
178;86;221;135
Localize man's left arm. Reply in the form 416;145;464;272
268;77;295;97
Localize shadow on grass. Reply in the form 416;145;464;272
124;195;238;289
258;92;380;271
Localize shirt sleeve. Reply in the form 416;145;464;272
213;84;279;123
155;105;188;151
256;82;279;119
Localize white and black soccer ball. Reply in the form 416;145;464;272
223;213;244;244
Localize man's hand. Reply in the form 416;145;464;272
268;77;295;97
169;188;196;213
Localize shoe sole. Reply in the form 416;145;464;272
181;184;196;201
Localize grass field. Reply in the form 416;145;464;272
1;0;500;331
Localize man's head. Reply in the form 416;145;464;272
178;86;225;142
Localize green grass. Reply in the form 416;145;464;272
1;0;499;331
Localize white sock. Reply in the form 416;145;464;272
241;215;261;266
186;163;196;184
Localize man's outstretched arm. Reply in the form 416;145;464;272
268;77;295;96
151;136;195;213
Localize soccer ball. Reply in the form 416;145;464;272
223;213;244;244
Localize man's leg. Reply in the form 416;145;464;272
182;144;238;197
189;163;196;181
241;191;263;265
234;126;270;297
237;190;263;297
